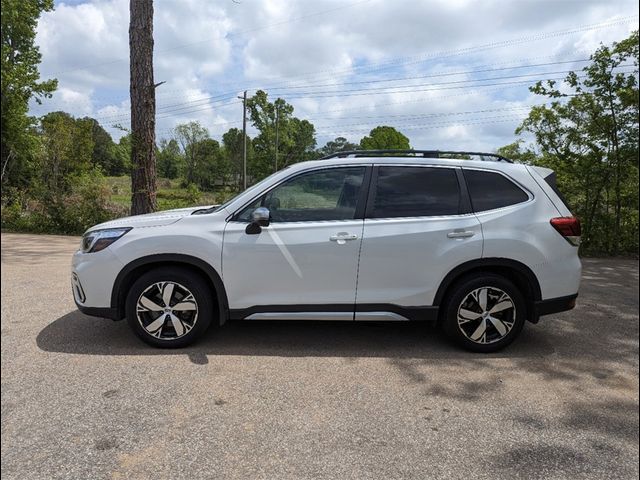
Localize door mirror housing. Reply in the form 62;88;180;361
246;207;270;234
252;207;270;226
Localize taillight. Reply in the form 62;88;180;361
550;217;581;246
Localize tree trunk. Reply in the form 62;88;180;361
129;0;157;215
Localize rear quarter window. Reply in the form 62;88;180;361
463;169;529;212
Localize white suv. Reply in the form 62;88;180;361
71;150;581;352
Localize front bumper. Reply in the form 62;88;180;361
72;247;124;317
75;301;119;320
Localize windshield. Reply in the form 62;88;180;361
192;167;292;215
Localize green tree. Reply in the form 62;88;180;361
77;117;125;175
113;133;132;175
514;31;639;254
1;0;57;189
496;141;538;164
359;126;411;150
286;117;317;164
191;138;223;190
318;137;359;157
174;121;209;186
247;90;316;182
157;138;183;179
39;112;94;193
222;127;252;190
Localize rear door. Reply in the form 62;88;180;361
355;165;483;318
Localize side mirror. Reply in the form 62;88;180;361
245;207;270;234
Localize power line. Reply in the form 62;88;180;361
262;59;593;91
152;105;536;139
94;96;239;123
32;55;589;111
107;67;634;130
313;115;530;136
283;69;636;100
34;53;635;123
34;51;587;110
91;65;635;125
279;69;591;97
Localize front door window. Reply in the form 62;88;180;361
237;167;366;222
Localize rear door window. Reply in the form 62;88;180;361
463;169;529;212
369;166;460;218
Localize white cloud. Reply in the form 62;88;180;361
31;0;638;147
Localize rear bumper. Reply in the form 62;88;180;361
532;293;578;322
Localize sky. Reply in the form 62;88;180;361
31;0;639;151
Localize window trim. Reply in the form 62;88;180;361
364;164;468;220
229;164;372;224
460;167;533;214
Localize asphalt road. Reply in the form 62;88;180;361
1;233;638;480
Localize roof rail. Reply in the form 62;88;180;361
320;149;513;163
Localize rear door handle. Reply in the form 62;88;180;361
447;230;475;239
330;232;358;245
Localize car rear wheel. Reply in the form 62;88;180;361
125;267;213;348
442;273;526;352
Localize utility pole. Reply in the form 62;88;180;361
274;103;279;172
237;90;247;190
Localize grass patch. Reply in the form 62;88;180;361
106;176;236;211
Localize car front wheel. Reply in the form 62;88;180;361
125;267;213;348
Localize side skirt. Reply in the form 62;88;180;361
229;304;439;322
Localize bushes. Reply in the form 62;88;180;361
1;171;126;235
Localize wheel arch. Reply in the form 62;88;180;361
111;254;229;325
434;258;542;323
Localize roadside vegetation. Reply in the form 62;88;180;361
0;1;637;255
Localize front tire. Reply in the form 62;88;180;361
442;273;526;353
125;267;213;348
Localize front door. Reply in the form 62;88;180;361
222;165;369;319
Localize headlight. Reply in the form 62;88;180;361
81;227;131;253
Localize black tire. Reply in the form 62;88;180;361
125;267;214;348
442;273;526;353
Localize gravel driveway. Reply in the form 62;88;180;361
1;233;638;480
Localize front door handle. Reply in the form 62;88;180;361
330;232;358;245
447;230;475;239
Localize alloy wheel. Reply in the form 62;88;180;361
457;286;516;344
136;281;198;340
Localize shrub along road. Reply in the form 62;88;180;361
1;233;638;479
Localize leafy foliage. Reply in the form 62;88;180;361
506;31;639;255
318;137;359;157
157;139;183;179
174;121;209;186
360;126;411;150
247;90;316;182
222;127;252;189
1;0;57;188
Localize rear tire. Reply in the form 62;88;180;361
442;273;526;353
125;267;214;348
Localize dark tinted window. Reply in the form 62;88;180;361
464;169;529;212
543;171;572;211
237;167;365;222
370;167;460;218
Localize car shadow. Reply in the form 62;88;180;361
36;309;555;362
